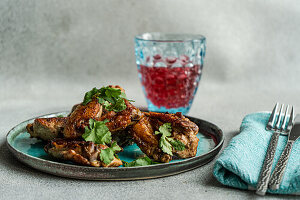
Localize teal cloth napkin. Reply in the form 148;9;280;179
213;112;300;195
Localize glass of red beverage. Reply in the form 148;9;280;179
135;33;206;114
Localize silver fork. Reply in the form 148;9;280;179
256;103;293;195
268;112;295;190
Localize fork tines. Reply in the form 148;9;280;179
266;103;294;134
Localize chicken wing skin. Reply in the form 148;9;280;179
26;117;67;141
63;98;102;139
147;112;199;158
44;139;122;167
101;99;143;132
132;116;172;162
132;112;199;162
27;85;143;146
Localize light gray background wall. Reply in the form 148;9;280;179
1;1;300;199
1;0;300;107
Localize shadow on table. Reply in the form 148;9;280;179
0;140;60;179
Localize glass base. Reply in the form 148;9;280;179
147;101;191;115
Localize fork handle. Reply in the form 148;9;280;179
268;140;294;190
256;132;280;196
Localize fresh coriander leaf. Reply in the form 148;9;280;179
57;115;64;118
104;96;115;104
82;119;112;145
98;98;105;104
112;98;127;112
155;123;185;155
105;87;121;98
94;120;112;145
83;86;130;112
119;92;127;99
82;125;97;143
100;148;115;165
103;101;111;108
159;135;173;156
124;156;157;167
89;118;94;129
154;131;161;135
99;141;121;165
83;87;99;105
110;141;122;152
158;123;172;137
168;138;186;151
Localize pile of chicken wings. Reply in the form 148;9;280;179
26;85;199;167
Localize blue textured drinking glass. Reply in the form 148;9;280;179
135;33;206;114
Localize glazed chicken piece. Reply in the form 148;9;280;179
26;117;67;141
63;98;103;139
64;97;142;139
132;115;171;162
26;85;143;144
26;98;102;141
101;99;143;132
44;139;122;167
132;112;199;163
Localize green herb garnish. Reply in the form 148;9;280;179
168;138;186;151
155;123;186;156
123;156;158;167
57;115;64;118
82;86;133;112
82;119;122;164
82;119;112;145
99;141;122;164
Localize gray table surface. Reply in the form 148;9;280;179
1;80;299;200
1;0;300;199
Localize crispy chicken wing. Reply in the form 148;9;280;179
26;117;67;141
63;98;103;139
27;85;142;146
132;116;171;162
44;139;122;167
132;112;199;162
101;99;143;132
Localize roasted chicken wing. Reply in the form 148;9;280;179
132;112;199;162
63;98;103;139
132;115;172;162
27;85;142;143
26;117;67;141
44;139;122;167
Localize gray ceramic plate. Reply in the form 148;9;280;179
6;112;224;180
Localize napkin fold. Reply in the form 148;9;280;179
213;112;300;195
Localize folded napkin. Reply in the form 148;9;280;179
213;112;300;195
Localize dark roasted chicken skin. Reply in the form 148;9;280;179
26;117;67;141
63;98;103;139
132;116;171;162
44;139;122;167
27;85;143;144
101;99;143;132
62;85;125;139
132;112;199;162
64;99;142;139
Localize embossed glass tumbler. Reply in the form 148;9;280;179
135;33;206;114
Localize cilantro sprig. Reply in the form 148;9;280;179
123;156;159;167
155;123;186;156
82;119;122;164
82;119;112;145
100;141;122;165
82;86;133;112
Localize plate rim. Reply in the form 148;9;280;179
6;111;224;179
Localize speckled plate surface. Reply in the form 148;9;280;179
6;112;224;180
